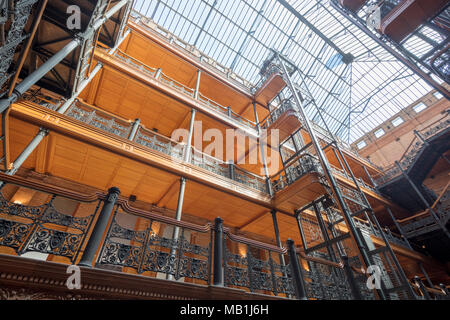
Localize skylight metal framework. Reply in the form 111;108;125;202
133;0;436;143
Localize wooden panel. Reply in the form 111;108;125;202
199;73;252;115
125;32;198;88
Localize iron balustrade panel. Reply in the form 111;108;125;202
223;234;295;297
97;209;212;283
271;154;323;193
303;255;353;300
134;126;185;160
0;181;99;263
114;49;157;78
233;167;267;193
189;149;229;178
112;48;256;129
66;100;132;139
19;92;61;111
0;0;39;97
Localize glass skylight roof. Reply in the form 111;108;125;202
132;0;435;143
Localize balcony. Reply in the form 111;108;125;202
338;0;366;12
0;173;383;300
110;49;257;131
252;62;287;107
20;96;268;195
128;10;253;93
378;0;448;43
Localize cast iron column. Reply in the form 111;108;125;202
286;239;307;300
78;186;120;267
213;217;224;286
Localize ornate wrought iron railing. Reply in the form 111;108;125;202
112;48;256;129
129;10;253;90
375;113;450;186
0;174;437;300
0;176;101;264
299;251;375;300
223;230;295;297
18;97;267;194
66;99;133;139
97;205;213;283
271;153;323;193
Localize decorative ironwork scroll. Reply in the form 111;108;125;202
0;183;98;263
223;234;295;296
97;209;212;283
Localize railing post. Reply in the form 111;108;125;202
286;239;307;300
213;217;224;286
228;161;235;180
155;68;162;79
227;106;232;117
128;118;140;141
414;276;431;300
194;69;201;100
78;186;120;267
342;255;362;300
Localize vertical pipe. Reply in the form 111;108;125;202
194;69;201;100
213;217;224;286
128;118;140;141
78;187;121;267
414;276;431;300
167;177;187;280
183;109;196;162
271;209;286;267
155;68;162;79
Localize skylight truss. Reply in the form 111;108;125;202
133;0;435;143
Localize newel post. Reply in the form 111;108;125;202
213;217;224;286
78;187;121;267
286;239;307;300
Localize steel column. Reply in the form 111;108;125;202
286;239;307;300
5;128;48;176
213;217;224;286
78;186;121;267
